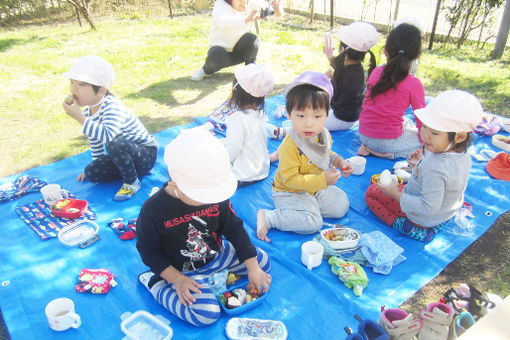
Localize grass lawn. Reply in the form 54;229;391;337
0;10;509;339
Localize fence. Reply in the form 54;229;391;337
286;0;506;44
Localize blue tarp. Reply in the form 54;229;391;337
1;94;509;339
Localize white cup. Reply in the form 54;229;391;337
40;184;62;205
301;241;324;270
347;156;367;176
45;297;81;331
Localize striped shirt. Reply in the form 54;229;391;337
82;95;158;160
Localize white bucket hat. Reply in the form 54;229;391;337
337;22;379;52
394;16;426;36
63;55;115;89
164;128;237;204
414;90;483;133
234;63;274;98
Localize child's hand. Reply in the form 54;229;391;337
77;173;85;182
173;274;202;306
407;148;423;167
378;179;402;200
246;9;260;23
63;96;85;124
247;266;271;294
339;161;354;178
325;167;341;185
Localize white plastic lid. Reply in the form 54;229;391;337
120;310;173;340
58;220;99;247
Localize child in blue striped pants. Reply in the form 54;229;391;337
136;128;272;326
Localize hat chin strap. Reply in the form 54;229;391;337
443;142;454;153
88;96;105;110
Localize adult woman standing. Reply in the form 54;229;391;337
191;0;283;81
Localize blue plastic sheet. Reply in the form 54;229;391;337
1;95;509;339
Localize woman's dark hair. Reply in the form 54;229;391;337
448;132;472;153
91;84;113;96
331;42;376;89
285;84;330;115
369;23;421;100
227;77;265;111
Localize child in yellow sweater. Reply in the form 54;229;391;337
257;71;353;242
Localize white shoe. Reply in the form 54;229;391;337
191;67;208;81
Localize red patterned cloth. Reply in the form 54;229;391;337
75;269;115;294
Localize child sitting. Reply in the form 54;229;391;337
257;71;354;242
365;90;483;242
324;21;378;131
223;63;274;187
136;128;271;326
357;23;425;159
62;55;158;201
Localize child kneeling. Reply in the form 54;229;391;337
365;90;483;242
136;128;271;326
257;71;354;242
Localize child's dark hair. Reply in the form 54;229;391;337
331;42;376;89
227;77;265;111
91;84;113;96
285;85;330;115
449;132;473;153
369;23;421;100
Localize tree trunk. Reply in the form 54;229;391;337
75;6;82;27
492;0;510;59
429;0;442;49
167;0;173;18
66;0;97;30
308;0;314;24
79;6;96;30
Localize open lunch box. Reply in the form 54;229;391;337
217;276;268;316
51;198;88;219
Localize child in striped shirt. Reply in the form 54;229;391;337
62;55;158;201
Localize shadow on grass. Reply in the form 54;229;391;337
125;73;233;107
0;38;24;52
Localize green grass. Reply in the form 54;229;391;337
0;12;509;179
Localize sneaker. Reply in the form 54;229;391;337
449;311;475;339
191;67;209;81
355;314;390;340
138;270;155;290
113;178;141;201
418;302;453;340
378;308;423;340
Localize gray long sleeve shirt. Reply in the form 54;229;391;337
400;151;471;227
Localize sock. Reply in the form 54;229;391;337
392;218;435;242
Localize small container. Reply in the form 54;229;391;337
58;220;99;247
51;198;88;219
217;279;267;316
371;174;404;186
120;310;173;340
320;227;359;250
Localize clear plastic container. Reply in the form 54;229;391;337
120;310;173;340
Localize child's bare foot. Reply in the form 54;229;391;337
256;210;271;242
269;151;279;163
357;144;392;159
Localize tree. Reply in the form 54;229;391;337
64;0;97;30
492;0;510;58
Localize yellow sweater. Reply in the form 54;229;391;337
273;134;333;195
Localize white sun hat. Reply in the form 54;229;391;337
63;55;115;89
164;128;237;204
414;90;483;133
394;16;426;36
234;63;274;98
337;22;379;52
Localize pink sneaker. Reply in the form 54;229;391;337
418;302;453;340
378;307;422;340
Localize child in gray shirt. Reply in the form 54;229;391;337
365;90;483;241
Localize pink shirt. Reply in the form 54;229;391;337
359;66;425;139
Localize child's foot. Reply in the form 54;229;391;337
269;151;279;163
256;210;271;242
357;144;392;159
114;178;141;201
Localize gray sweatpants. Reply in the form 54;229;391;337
264;185;349;234
359;117;421;159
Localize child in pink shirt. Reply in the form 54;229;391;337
358;23;425;159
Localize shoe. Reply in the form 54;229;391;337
355;314;390;340
191;67;209;81
417;302;453;340
113;178;141;201
449;311;475;339
491;134;510;152
344;326;365;340
378;308;422;340
138;270;155;290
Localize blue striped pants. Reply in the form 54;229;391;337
148;240;270;326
